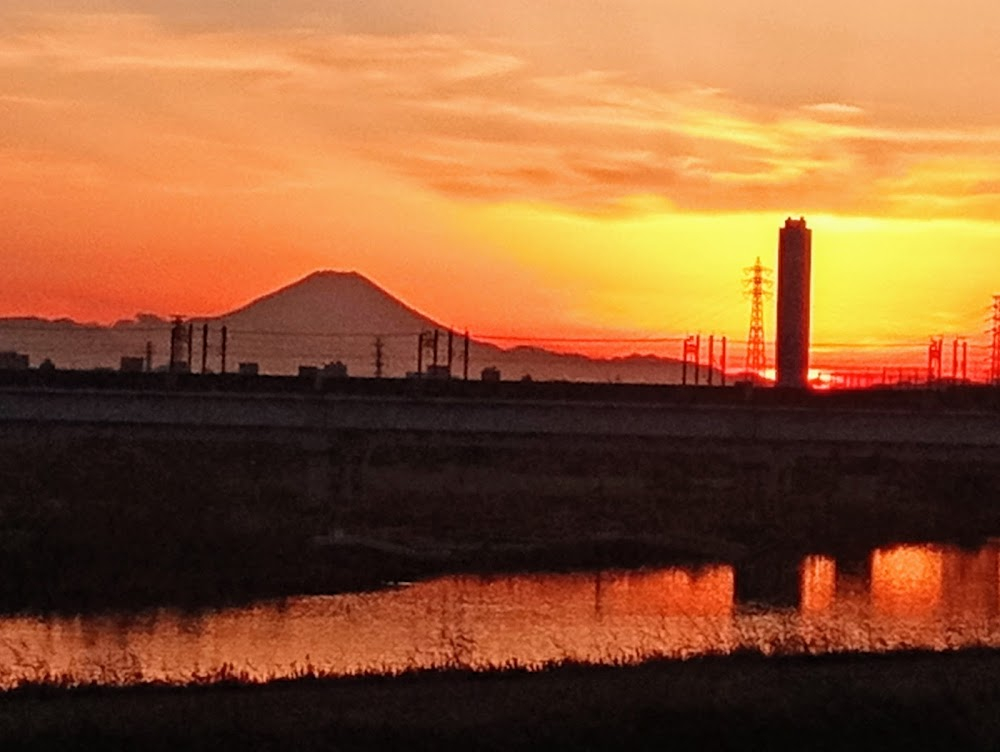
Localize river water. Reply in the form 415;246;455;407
2;541;999;688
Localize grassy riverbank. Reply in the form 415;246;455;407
3;649;1000;750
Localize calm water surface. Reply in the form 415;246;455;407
2;541;999;687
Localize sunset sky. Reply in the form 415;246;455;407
4;2;1000;371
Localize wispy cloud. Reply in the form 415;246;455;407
3;11;1000;219
802;102;865;117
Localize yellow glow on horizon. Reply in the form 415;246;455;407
464;204;1000;356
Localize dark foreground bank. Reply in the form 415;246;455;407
3;650;1000;751
5;379;1000;612
2;430;996;613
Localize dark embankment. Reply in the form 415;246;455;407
4;650;1000;750
4;380;1000;612
2;426;1000;612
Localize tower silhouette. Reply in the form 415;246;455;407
743;256;772;379
776;217;812;388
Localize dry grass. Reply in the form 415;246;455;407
3;649;1000;750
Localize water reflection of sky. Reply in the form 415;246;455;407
1;542;999;688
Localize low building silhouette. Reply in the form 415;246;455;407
0;352;29;371
120;356;145;373
425;364;450;380
322;361;348;379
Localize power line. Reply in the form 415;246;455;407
473;335;687;344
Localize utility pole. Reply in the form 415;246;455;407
220;325;228;374
169;316;185;373
951;337;967;383
682;335;699;386
374;336;385;378
432;329;440;368
707;334;715;386
447;329;454;374
720;337;727;386
416;332;424;376
928;336;943;386
681;338;688;385
694;333;701;385
743;257;773;381
463;330;470;381
145;341;153;373
992;295;1000;385
201;324;209;374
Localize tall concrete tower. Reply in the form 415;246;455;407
776;217;812;389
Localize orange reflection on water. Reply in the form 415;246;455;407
595;567;734;617
871;545;944;617
800;555;836;614
941;547;1000;618
4;546;1000;688
397;566;736;664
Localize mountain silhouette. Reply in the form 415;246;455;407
219;271;438;335
0;271;709;383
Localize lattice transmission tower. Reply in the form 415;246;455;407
743;257;772;378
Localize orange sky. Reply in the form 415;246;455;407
4;2;1000;371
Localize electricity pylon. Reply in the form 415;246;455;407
743;257;772;379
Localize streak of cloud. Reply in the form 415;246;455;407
4;11;1000;221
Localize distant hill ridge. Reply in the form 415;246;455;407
0;271;706;383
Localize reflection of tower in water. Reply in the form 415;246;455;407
870;545;944;617
735;552;801;608
797;543;1000;621
940;546;1000;618
799;555;836;614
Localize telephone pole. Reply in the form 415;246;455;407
374;336;385;378
169;316;186;373
991;295;1000;385
928;336;943;386
952;337;967;383
220;325;228;374
744;257;772;380
463;330;470;381
720;336;727;386
201;324;209;374
682;335;700;385
707;335;715;386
